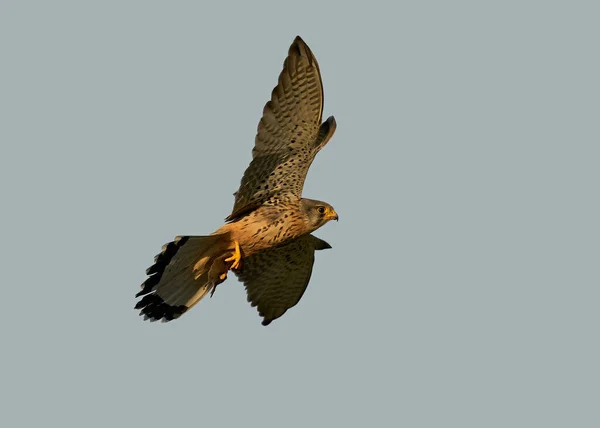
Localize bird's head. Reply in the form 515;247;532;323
301;198;338;231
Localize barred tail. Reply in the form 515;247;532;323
135;233;232;321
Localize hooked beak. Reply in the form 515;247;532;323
329;211;339;221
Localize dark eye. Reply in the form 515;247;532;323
317;207;326;214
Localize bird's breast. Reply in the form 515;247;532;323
224;206;308;257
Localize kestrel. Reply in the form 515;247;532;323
135;36;337;325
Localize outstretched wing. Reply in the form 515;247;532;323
227;36;336;222
233;234;331;325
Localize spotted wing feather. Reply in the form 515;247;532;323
233;234;331;325
227;36;336;221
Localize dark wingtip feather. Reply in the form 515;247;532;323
289;35;316;66
314;116;337;150
325;115;336;128
311;235;332;251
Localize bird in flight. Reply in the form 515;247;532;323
135;36;337;326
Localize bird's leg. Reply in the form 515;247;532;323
208;241;242;298
224;240;242;270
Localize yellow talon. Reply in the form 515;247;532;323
224;240;242;270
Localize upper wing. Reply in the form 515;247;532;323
226;36;336;222
233;234;332;325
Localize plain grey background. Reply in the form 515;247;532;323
1;1;598;426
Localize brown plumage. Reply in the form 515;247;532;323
135;36;338;325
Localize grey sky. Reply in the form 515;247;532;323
1;1;599;427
